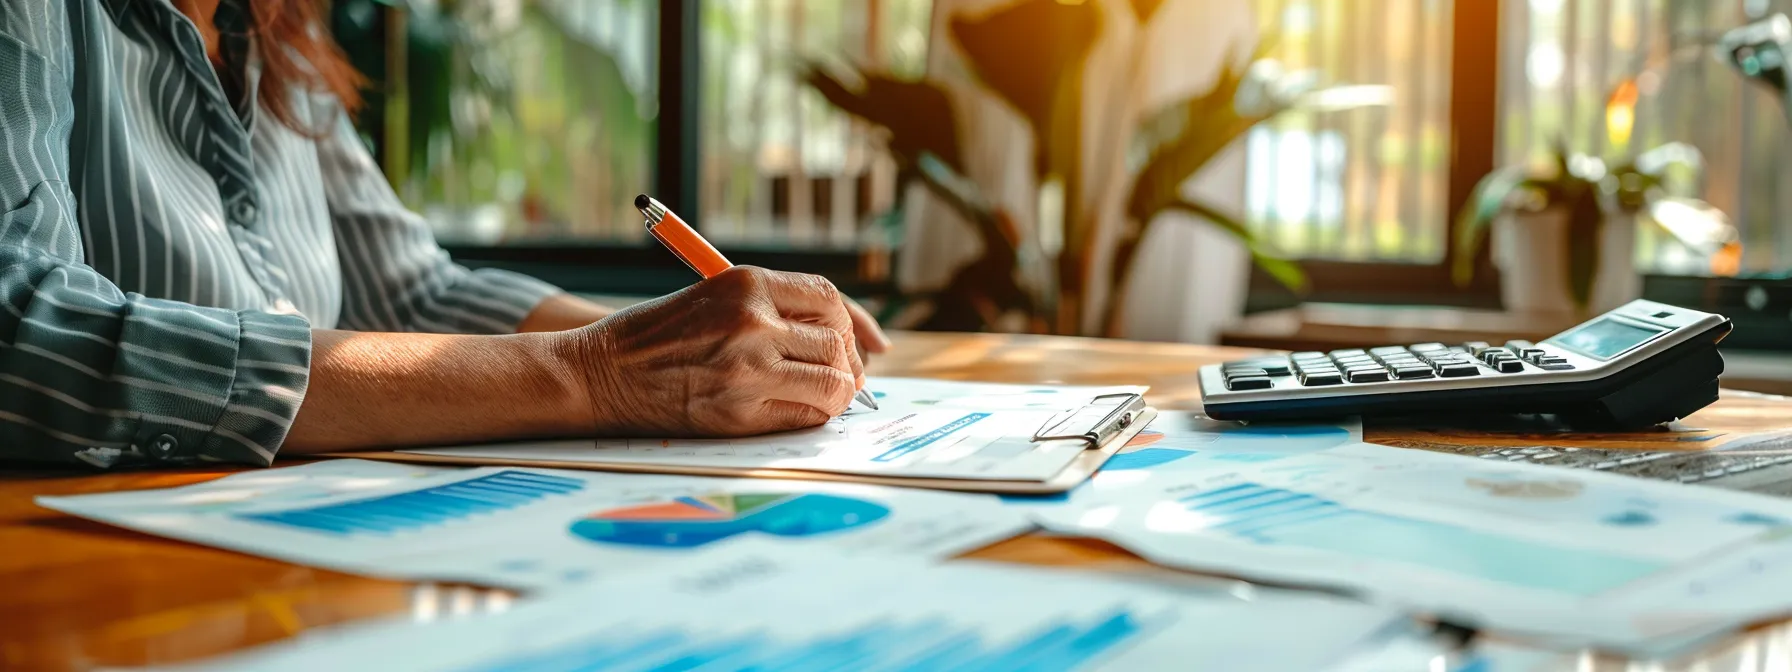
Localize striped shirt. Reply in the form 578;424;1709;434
0;0;560;469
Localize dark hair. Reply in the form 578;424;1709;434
250;0;365;135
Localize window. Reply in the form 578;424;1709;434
698;0;931;251
377;0;657;246
1498;0;1792;275
1245;0;1455;264
341;0;905;297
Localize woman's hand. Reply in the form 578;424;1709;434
571;266;864;437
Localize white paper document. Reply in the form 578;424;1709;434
398;377;1146;481
1032;442;1792;652
37;460;1032;590
158;543;1404;672
1002;410;1361;506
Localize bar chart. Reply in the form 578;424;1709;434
238;471;586;536
464;608;1155;672
1178;482;1662;595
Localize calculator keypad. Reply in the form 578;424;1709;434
1221;340;1582;388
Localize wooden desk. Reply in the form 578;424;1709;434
3;331;1791;670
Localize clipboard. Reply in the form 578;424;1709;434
325;393;1157;495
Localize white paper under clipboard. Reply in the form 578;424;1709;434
328;391;1157;495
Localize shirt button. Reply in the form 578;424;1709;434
232;201;258;223
147;434;179;460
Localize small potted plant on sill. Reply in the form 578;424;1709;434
1452;141;1710;318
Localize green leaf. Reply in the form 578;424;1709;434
949;0;1102;145
1451;168;1538;286
1162;198;1308;293
1126;46;1278;223
802;66;964;171
1563;187;1605;311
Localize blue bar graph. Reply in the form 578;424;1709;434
461;609;1155;672
239;471;586;536
1176;482;1667;596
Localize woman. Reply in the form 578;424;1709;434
0;0;889;469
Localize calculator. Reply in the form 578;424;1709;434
1200;300;1734;429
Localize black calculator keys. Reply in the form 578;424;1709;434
1437;363;1480;378
1225;358;1292;377
1226;376;1273;390
1533;356;1574;371
1503;340;1534;354
1346;369;1390;383
1393;365;1435;380
1369;346;1409;356
1300;371;1344;386
1409;342;1447;353
1478;348;1523;373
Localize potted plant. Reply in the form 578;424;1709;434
1452;140;1713;318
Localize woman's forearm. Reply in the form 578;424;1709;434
516;293;616;333
281;329;591;455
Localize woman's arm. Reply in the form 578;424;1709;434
515;293;616;333
285;266;869;454
280;329;587;453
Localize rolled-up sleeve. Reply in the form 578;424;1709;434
316;114;558;334
0;23;311;469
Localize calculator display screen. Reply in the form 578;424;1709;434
1548;318;1667;360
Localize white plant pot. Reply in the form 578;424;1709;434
1492;205;1641;317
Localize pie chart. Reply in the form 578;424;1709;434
569;492;891;548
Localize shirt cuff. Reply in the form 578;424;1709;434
114;304;312;469
198;311;313;466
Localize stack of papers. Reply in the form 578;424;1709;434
155;544;1403;672
365;378;1153;492
38;460;1031;590
1032;441;1792;654
40;375;1792;666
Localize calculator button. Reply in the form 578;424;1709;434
1437;364;1480;378
1300;372;1344;386
1329;349;1369;359
1370;346;1409;356
1534;356;1574;371
1519;348;1548;360
1333;356;1375;366
1494;359;1525;373
1223;367;1269;379
1393;366;1435;380
1347;369;1391;383
1291;352;1328;361
1409;343;1447;353
1226;376;1273;391
1504;340;1535;353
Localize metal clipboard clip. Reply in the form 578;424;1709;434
1031;393;1148;449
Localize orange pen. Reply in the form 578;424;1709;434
635;194;878;411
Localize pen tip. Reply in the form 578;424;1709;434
856;389;879;410
634;194;651;210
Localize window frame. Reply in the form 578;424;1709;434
358;0;894;299
1247;0;1504;310
374;0;1507;306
